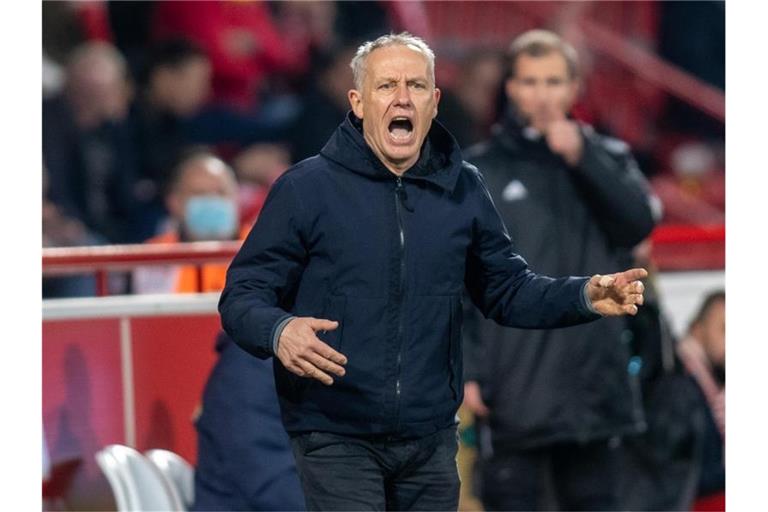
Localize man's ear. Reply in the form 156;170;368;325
348;89;364;119
432;87;441;118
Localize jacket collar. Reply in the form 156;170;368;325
320;111;464;193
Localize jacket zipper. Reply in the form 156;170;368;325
394;176;406;431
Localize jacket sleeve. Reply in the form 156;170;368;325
218;176;307;359
465;169;601;329
570;129;660;248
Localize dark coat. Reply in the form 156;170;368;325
219;113;600;438
463;116;657;449
193;333;305;511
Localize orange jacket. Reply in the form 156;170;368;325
134;227;249;294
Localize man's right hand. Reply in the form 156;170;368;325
463;381;490;418
277;317;347;385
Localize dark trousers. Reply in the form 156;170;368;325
479;438;621;511
290;426;460;511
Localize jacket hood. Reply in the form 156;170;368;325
320;111;465;193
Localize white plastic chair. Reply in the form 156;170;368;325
144;449;195;510
95;444;185;511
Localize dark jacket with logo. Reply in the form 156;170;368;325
463;116;657;450
219;113;600;439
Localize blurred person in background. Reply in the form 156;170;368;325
42;166;100;298
151;0;307;126
43;41;146;245
131;38;213;236
677;290;725;507
132;149;241;295
463;29;658;511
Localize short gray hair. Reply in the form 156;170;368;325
350;32;435;90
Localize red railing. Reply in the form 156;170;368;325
42;241;242;296
42;224;724;296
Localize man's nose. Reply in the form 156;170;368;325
393;82;413;107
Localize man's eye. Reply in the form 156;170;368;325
379;83;394;90
411;82;426;89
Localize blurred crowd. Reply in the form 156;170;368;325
42;2;724;266
42;2;725;511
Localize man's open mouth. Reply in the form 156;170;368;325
388;117;414;141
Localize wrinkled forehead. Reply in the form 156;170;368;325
365;45;432;83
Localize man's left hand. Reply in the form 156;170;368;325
545;118;583;167
586;267;648;316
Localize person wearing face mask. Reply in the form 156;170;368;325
462;30;660;511
132;149;241;294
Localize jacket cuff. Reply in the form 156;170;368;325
581;280;604;317
271;315;295;355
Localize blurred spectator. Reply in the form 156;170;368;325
130;38;213;234
151;0;307;112
43;41;147;244
288;44;356;163
679;290;725;503
438;48;505;148
132;150;241;294
463;30;657;511
42;167;99;298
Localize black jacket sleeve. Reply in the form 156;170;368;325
218;176;307;359
570;129;659;248
465;169;601;329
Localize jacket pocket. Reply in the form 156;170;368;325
448;295;463;402
316;295;346;351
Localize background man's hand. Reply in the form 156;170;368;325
277;317;347;385
587;267;648;316
540;108;583;167
463;381;489;418
545;118;583;167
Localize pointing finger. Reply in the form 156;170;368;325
620;268;649;282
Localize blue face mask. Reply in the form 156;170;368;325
184;195;238;241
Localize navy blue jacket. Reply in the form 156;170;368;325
219;113;600;438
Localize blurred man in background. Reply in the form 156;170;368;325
131;38;213;236
43;41;144;244
463;29;658;511
132;150;240;294
677;290;725;507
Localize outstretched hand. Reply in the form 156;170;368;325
277;317;347;385
586;268;648;317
